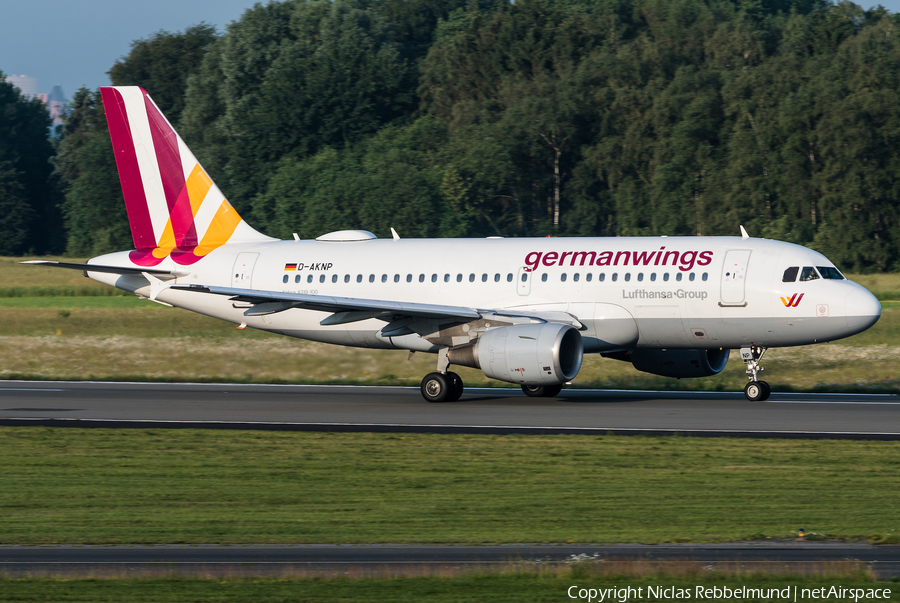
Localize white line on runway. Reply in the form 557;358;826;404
0;388;65;392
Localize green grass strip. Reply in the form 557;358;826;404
0;575;896;603
1;428;898;545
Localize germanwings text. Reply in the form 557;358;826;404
524;248;713;273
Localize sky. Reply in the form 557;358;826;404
2;0;900;101
0;0;259;99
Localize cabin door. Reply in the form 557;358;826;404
720;249;751;306
232;253;259;288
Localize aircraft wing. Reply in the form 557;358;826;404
20;261;186;277
170;284;482;324
169;284;583;329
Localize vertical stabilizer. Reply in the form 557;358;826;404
100;86;272;266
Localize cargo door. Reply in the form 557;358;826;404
232;252;259;288
720;249;751;306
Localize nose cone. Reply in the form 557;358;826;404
845;287;881;333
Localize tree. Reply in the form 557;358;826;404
0;71;60;254
54;88;131;256
108;24;217;124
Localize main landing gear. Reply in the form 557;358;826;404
421;371;464;403
521;384;563;398
741;345;771;401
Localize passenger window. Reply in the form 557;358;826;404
382;274;387;283
637;273;643;282
586;273;592;282
494;273;500;282
817;266;844;280
406;274;412;283
481;274;487;282
663;273;669;282
344;274;349;283
444;274;450;282
650;273;656;282
573;273;580;282
702;272;708;281
394;274;400;283
782;267;799;282
507;273;513;282
419;274;424;283
611;273;618;282
469;273;475;282
457;274;463;282
431;274;437;283
599;273;605;282
521;273;528;282
800;267;820;282
282;275;288;284
320;275;326;283
357;275;363;283
689;273;695;282
332;274;338;283
369;274;375;283
561;273;567;282
542;273;548;282
676;273;683;282
294;275;301;284
624;273;631;282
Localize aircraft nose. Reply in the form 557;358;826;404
845;287;881;332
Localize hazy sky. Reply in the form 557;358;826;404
2;0;899;100
1;0;259;98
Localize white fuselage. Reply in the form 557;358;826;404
87;235;881;355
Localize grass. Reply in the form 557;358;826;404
1;428;898;545
3;258;900;390
0;570;894;603
0;565;894;603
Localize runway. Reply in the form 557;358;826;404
1;381;898;438
1;543;898;578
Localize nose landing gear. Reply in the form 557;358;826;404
741;346;771;401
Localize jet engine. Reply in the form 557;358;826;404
627;348;730;378
448;323;583;385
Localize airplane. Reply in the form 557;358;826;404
25;86;882;402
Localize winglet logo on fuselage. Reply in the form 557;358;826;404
780;293;804;307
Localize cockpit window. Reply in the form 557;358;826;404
817;266;844;280
782;267;799;282
799;266;820;282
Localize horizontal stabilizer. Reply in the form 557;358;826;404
21;260;187;277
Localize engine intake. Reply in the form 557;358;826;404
448;323;583;385
628;348;730;378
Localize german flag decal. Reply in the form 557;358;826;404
284;263;297;271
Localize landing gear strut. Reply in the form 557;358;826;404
741;345;771;401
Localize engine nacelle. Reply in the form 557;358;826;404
629;348;730;378
447;323;583;385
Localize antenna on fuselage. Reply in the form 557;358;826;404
391;228;401;240
740;225;749;240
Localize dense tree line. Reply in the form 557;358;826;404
8;0;900;271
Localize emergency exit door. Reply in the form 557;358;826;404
720;249;751;306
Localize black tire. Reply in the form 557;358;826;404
744;381;766;402
446;371;464;402
759;381;771;401
521;383;564;398
421;372;451;403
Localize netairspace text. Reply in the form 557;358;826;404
567;585;893;602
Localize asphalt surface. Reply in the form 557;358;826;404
1;381;899;438
1;544;898;578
